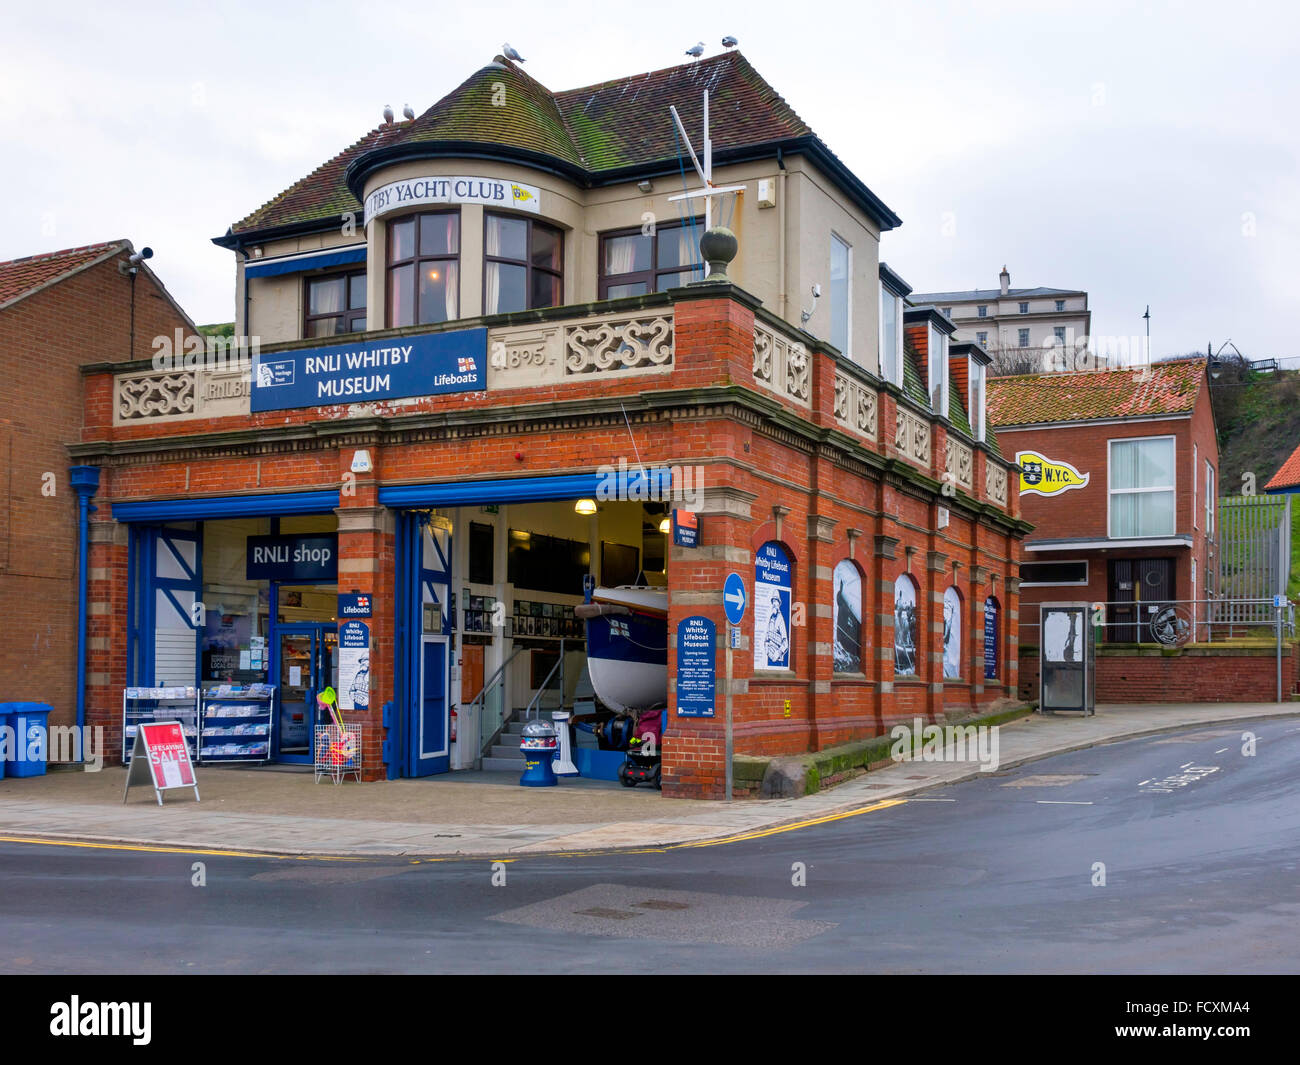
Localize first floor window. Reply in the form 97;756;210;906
599;219;703;297
305;270;366;337
1205;461;1215;536
832;560;863;673
1018;328;1030;347
387;211;460;328
1110;436;1176;537
976;330;988;346
1020;561;1088;585
485;212;563;314
830;234;851;355
1054;326;1066;344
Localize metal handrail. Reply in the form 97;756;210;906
525;639;566;721
472;646;528;761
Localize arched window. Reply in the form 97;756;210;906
893;574;919;677
832;559;864;674
943;586;963;679
983;596;1001;680
754;542;793;671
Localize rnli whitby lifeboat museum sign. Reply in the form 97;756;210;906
364;176;542;225
251;328;487;412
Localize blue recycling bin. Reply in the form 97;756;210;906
0;703;52;778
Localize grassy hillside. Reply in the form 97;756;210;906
1210;359;1300;599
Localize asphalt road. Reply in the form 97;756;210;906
3;717;1299;974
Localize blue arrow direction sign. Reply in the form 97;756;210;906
723;572;747;625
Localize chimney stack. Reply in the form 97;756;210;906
999;265;1010;297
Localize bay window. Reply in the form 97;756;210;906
484;213;563;314
387;211;460;328
1109;436;1176;537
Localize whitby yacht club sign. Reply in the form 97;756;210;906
364;176;542;225
250;327;487;412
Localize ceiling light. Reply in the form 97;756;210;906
658;517;671;534
575;498;597;516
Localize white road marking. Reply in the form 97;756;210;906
908;798;957;802
1139;763;1220;793
1214;747;1229;754
1036;800;1094;805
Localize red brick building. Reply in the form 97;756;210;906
988;361;1220;658
0;241;197;730
68;53;1027;796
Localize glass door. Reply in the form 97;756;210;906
275;623;338;763
277;628;316;760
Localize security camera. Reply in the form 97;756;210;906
800;283;821;325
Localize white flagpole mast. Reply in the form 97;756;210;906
702;90;711;230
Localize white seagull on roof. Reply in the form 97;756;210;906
382;104;394;124
722;35;738;48
503;42;525;62
685;41;704;58
403;103;415;121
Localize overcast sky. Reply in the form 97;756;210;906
3;0;1296;360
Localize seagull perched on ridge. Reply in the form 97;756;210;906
382;104;394;124
503;42;526;62
685;41;704;58
722;35;738;48
402;103;415;121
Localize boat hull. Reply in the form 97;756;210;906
580;587;668;713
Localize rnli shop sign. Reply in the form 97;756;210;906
364;176;541;225
246;534;338;582
251;328;487;412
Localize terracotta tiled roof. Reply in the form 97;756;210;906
986;362;1204;428
0;240;128;308
227;51;871;239
1265;441;1300;492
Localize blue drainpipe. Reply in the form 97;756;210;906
69;466;101;735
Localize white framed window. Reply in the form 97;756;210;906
977;305;987;318
1193;443;1198;529
1018;328;1030;347
879;282;903;386
1019;301;1029;313
1055;299;1065;311
976;330;988;346
968;359;986;441
1019;560;1089;586
1205;461;1215;537
830;233;851;357
1109;436;1176;538
1053;326;1066;344
928;324;949;415
942;306;952;318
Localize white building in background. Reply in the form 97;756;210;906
910;266;1091;364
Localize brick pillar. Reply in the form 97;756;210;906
874;532;901;731
335;447;391;781
86;511;129;763
925;548;948;723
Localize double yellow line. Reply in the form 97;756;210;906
0;799;907;863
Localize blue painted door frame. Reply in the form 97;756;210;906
392;512;452;778
126;524;203;687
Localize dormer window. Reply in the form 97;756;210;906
969;358;986;441
485;213;563;314
928;323;949;415
387;211;460;328
305;270;366;337
879;281;903;386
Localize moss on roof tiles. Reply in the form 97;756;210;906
986;362;1203;427
901;342;930;407
231;52;818;236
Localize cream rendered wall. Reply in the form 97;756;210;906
239;152;886;369
238;229;366;344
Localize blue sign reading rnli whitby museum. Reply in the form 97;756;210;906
676;616;716;718
246;534;338;582
250;328;487;413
